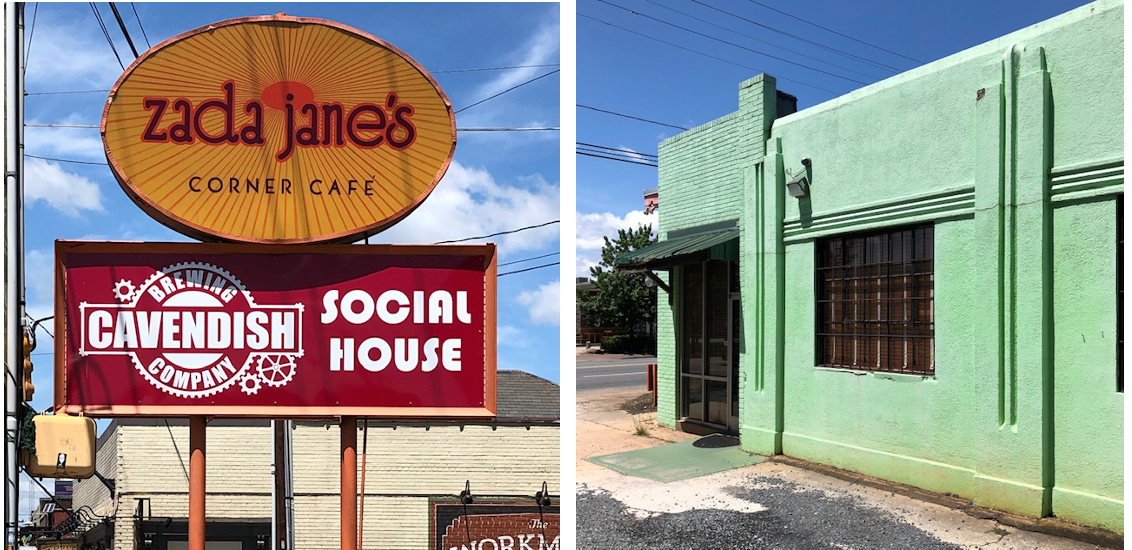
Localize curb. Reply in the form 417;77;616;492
769;455;1123;549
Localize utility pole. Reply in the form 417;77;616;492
3;3;23;545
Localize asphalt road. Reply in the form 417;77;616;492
578;480;964;550
577;356;656;391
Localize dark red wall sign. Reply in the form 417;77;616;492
55;241;496;417
432;502;560;550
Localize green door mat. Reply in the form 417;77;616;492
588;434;767;482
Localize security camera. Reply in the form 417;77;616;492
800;157;811;167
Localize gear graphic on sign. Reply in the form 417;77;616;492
255;354;297;388
239;372;262;395
112;279;135;303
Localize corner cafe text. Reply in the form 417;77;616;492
141;82;418;162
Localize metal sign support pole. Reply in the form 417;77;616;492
189;416;207;549
341;416;357;550
3;4;22;544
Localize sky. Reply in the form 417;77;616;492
575;0;1101;278
18;1;560;521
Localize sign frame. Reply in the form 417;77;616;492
53;241;497;418
100;14;458;245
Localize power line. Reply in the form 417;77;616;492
24;123;98;128
577;150;658;167
455;69;560;114
130;3;151;49
434;64;559;74
595;0;869;85
691;0;903;73
458;127;559;132
644;0;885;81
25;89;110;95
108;2;140;58
499;262;559;277
24;153;105;164
89;2;124;70
577;142;657;158
576;146;657;163
23;2;38;76
577;104;686;130
25;124;557;132
499;251;560;267
578;12;836;95
435;220;559;244
746;0;923;65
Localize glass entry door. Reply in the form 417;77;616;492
681;260;740;433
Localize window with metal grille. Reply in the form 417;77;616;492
816;224;935;374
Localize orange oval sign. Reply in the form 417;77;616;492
102;15;456;244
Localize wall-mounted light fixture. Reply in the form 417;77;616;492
786;157;811;198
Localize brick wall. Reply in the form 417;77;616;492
655;75;778;427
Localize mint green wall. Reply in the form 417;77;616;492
653;0;1123;531
1051;197;1123;532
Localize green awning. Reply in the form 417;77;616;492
615;227;739;271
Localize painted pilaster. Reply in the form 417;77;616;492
972;45;1051;517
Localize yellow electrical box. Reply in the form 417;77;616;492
19;414;97;479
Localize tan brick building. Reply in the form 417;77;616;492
69;370;560;549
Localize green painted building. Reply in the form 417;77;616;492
618;0;1123;532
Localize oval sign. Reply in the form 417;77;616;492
102;15;457;244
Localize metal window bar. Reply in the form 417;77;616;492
816;224;934;374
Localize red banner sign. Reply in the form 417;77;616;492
55;242;496;417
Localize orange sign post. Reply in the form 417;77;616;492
102;14;457;244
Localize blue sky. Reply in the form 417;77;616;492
19;2;559;519
575;0;1098;276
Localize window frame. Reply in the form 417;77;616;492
814;223;935;375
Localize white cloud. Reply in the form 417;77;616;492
516;281;560;325
575;210;657;277
470;19;559;105
376;161;559;255
24;157;104;217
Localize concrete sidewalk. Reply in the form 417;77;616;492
577;387;1115;549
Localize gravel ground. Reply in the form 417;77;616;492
578;477;964;550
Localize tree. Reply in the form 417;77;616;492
578;224;658;333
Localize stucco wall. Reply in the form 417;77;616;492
655;0;1122;531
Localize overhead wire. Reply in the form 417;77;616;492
108;2;140;58
690;0;903;73
575;146;656;163
25;89;110;96
455;69;560;114
578;12;836;95
643;0;886;81
434;63;558;74
23;2;38;76
746;0;923;64
499;262;559;277
435;220;559;244
498;251;560;267
577;104;686;130
89;2;124;70
576;151;657;167
25;154;105;166
595;0;869;85
129;2;151;49
577;142;657;158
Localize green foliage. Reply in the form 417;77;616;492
599;334;657;355
578;224;658;334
